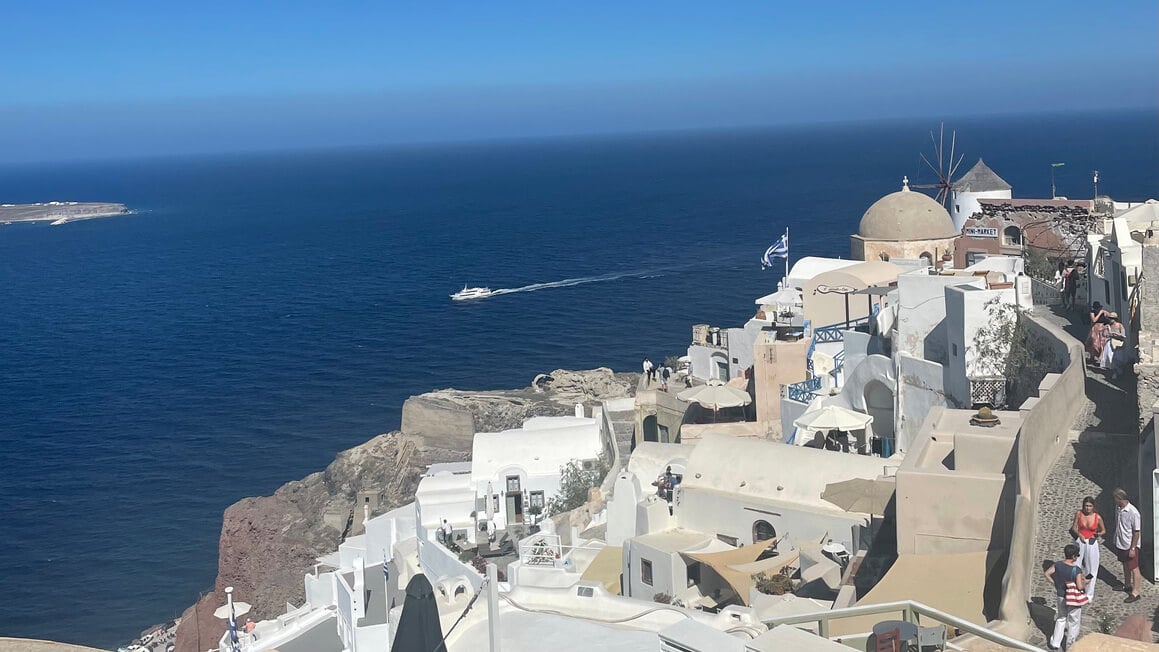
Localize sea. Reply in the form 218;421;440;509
0;109;1154;648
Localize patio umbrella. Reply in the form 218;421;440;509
793;405;873;441
213;600;251;620
676;383;751;409
821;477;895;516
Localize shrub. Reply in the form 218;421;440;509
754;572;793;596
653;592;673;604
545;454;611;516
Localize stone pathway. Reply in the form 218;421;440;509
1028;304;1152;644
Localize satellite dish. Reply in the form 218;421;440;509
812;351;835;376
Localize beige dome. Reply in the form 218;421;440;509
858;186;957;241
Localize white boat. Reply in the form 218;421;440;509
450;286;493;301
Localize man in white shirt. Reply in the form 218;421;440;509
442;519;454;547
1113;488;1142;603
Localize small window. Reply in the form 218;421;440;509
530;491;545;509
955;204;960;214
716;534;739;547
582;460;594;470
577;586;594;598
641;559;653;586
506;475;521;492
753;520;776;543
1003;226;1022;246
952;343;958;356
732;357;738;364
493;494;500;512
658;425;670;444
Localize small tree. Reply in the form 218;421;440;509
545;454;611;516
971;298;1053;407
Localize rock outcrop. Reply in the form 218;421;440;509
173;369;633;652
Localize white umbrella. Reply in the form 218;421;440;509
677;383;752;409
793;405;873;445
213;600;251;620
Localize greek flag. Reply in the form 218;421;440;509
228;611;239;652
761;233;789;269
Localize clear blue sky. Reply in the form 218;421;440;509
2;0;1156;162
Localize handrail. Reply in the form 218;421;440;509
763;600;1044;652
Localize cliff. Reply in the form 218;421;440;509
173;368;633;652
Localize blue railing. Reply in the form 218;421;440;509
785;377;823;403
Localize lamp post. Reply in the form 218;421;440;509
1051;162;1065;200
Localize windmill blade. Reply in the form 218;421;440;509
920;152;941;178
948;131;956;181
950;152;966;181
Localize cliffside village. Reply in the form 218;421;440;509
191;164;1159;652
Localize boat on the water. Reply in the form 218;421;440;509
450;286;493;301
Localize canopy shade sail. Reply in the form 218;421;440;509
680;538;800;607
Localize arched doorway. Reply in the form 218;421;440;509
643;415;659;443
864;380;895;454
711;352;729;381
753;520;776;543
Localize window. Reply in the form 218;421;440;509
530;491;545;510
641;559;653;586
1003;226;1022;246
952;343;958;357
658;425;670;444
506;475;521;492
577;586;594;597
716;534;739;547
955;204;960;214
753;520;776;543
493;494;500;513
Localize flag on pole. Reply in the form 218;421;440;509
761;232;789;269
228;610;240;652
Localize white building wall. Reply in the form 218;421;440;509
951;188;1011;231
895;272;985;362
945;285;1017;407
624;540;682;601
676;488;865;554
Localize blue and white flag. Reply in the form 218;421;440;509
761;233;789;269
228;612;240;652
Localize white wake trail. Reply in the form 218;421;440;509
490;269;647;296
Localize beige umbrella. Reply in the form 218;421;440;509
793;405;873;446
821;477;895;515
213;600;251;620
676;383;751;409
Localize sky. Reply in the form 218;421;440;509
1;1;1156;162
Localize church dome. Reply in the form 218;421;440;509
858;181;957;241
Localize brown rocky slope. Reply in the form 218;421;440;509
173;368;633;652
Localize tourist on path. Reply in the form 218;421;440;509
1071;496;1106;598
642;358;653;386
442;519;454;547
1100;313;1125;370
1086;303;1111;364
1045;543;1088;651
661;364;671;391
1113;488;1143;603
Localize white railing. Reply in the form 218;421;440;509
519;533;564;568
764;600;1043;652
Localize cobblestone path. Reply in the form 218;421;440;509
1028;305;1152;644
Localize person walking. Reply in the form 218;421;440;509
1045;543;1088;651
642;357;653;386
1113;488;1143;603
1071;496;1106;598
661;364;671;391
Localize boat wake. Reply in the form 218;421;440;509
489;269;653;297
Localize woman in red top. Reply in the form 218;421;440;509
1071;496;1106;598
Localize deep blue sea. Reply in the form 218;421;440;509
0;110;1155;648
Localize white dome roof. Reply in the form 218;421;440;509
858;183;957;241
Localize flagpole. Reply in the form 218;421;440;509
784;227;789;279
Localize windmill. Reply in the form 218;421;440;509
911;123;965;207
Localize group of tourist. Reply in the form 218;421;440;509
642;357;676;391
1085;302;1130;380
652;466;680;501
1045;488;1142;650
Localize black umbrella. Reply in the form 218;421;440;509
393;574;445;651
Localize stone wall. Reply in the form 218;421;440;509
992;314;1085;639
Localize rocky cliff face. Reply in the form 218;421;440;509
173;369;632;652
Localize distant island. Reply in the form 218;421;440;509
0;201;128;226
